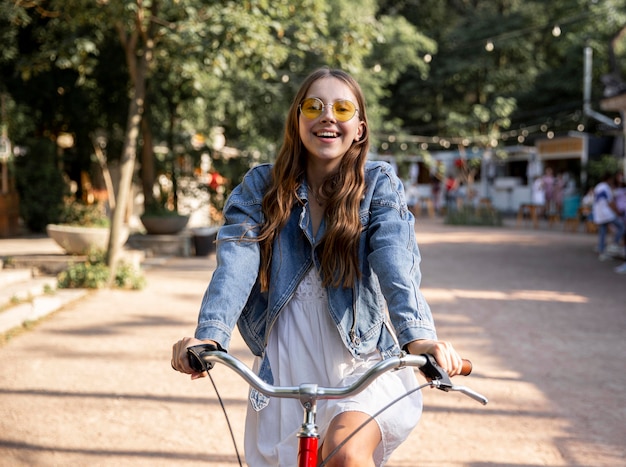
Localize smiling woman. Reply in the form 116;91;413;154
172;67;466;467
297;76;365;180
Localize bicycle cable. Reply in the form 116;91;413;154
319;381;432;466
207;371;244;467
203;357;451;466
206;369;429;466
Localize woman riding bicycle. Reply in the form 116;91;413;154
171;67;465;467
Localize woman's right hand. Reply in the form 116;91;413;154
171;337;218;379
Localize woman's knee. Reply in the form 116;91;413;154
321;412;381;467
321;448;373;467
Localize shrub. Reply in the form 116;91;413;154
57;259;109;289
57;250;145;290
444;205;503;226
585;155;623;189
59;198;110;227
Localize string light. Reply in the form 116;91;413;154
379;8;619;155
449;9;592;53
377;110;590;153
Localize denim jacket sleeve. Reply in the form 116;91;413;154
364;163;438;347
194;165;271;349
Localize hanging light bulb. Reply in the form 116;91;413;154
552;25;561;37
485;41;494;52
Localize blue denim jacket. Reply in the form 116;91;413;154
195;160;437;383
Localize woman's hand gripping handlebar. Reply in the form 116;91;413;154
186;344;488;405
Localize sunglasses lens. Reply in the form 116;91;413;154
332;100;356;122
300;98;357;122
300;98;324;119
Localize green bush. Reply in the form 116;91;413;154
57;259;109;289
57;250;145;290
444;205;503;226
585;155;623;189
114;262;146;290
59;198;110;227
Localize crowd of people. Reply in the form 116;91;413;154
518;166;626;274
404;164;626;275
530;167;577;218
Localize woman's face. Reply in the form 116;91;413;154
298;77;365;173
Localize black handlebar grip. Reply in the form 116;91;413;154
187;343;221;372
420;354;473;384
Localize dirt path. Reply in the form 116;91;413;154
1;218;625;466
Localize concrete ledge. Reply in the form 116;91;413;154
126;232;192;257
0;276;57;308
0;289;88;334
4;254;82;275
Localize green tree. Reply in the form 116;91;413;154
3;0;430;281
382;0;626;151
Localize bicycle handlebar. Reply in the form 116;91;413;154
187;344;488;405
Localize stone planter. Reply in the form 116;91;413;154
140;214;190;235
46;224;129;255
192;226;219;256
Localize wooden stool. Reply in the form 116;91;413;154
563;216;580;232
585;220;598;234
419;197;435;218
478;198;494;211
516;204;540;229
413;197;435;218
547;211;560;228
579;206;598;234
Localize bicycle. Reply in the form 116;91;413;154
187;343;488;467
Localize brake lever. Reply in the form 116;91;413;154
419;354;453;391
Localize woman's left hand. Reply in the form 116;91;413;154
405;339;464;377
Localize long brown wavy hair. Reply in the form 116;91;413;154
257;68;370;291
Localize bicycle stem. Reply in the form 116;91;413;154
297;383;321;439
297;383;320;467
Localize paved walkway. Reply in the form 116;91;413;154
0;218;625;466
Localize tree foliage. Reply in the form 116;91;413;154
2;0;626;244
382;0;626;153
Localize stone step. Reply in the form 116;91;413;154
4;255;81;275
0;250;145;334
0;268;33;289
0;268;87;335
0;275;59;310
0;288;88;334
0;248;145;336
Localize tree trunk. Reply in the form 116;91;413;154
107;0;157;284
106;75;146;282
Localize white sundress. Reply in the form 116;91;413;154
244;267;423;467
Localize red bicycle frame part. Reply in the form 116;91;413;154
297;436;319;467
